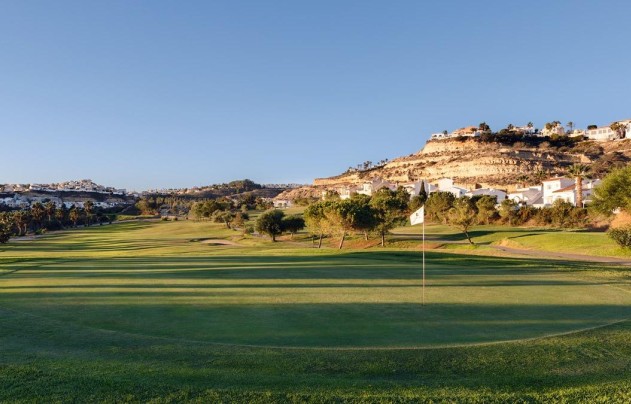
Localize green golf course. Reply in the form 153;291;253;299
1;220;631;401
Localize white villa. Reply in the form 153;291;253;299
430;132;450;140
273;199;293;208
466;188;508;202
541;123;565;137
356;178;396;197
401;180;436;197
513;125;537;135
550;179;601;207
541;177;601;206
586;120;631;141
508;186;544;207
431;125;482;140
542;178;575;205
435;178;467;198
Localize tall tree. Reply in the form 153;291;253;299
31;202;45;230
348;194;378;241
55;207;66;227
531;169;548;184
567;121;574;132
447;197;477;244
475;195;497;225
282;215;305;239
499;199;518;226
425;192;455;224
592;165;631;214
567;164;590;207
44;201;56;224
255;209;285;242
304;201;331;248
328;197;373;249
418;181;428;204
13;210;31;235
0;213;14;243
516;175;529;188
69;207;81;228
370;188;408;246
84;201;94;227
610;122;627;139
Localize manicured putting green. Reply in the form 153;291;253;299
2;238;630;348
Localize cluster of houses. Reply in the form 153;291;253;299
2;179;126;195
147;183;303;196
0;195;126;209
0;179;132;209
430;119;631;142
273;176;600;209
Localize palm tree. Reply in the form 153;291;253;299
69;207;80;228
55;207;66;228
84;201;94;227
13;210;31;236
516;175;529;188
44;201;56;224
531;169;548;184
610;122;626;139
567;164;590;207
31;202;45;230
567;121;574;132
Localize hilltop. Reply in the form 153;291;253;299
278;136;631;200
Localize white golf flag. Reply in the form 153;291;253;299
410;206;424;225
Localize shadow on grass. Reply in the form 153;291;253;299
1;301;629;349
2;250;622;282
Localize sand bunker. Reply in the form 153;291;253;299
193;238;239;246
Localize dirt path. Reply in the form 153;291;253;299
491;245;631;265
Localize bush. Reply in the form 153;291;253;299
607;226;631;248
243;224;254;235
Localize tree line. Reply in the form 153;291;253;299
135;194;272;217
0;201;114;243
257;166;631;249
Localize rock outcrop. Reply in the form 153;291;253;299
277;138;631;200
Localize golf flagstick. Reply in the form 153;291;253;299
409;205;425;305
423;217;425;306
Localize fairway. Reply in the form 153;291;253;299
2;221;630;349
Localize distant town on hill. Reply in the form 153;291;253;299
0;178;304;211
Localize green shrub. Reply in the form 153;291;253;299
607;226;631;248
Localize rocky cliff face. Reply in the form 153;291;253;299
277;138;631;200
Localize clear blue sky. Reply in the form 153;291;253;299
2;1;630;190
